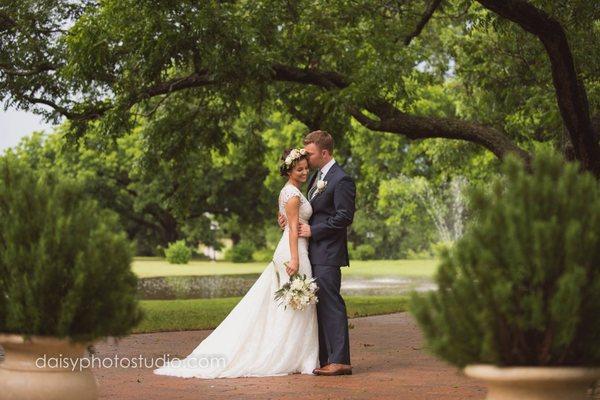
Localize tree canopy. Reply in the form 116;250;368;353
2;0;599;176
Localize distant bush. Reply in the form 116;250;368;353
191;252;212;261
165;240;192;264
225;240;255;263
406;248;434;260
429;240;453;258
253;247;274;262
350;243;376;260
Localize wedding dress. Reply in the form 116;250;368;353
153;183;319;378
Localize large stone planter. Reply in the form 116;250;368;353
464;364;600;400
0;334;98;400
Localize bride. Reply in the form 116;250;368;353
153;148;319;378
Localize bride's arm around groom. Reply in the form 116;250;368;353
283;195;301;277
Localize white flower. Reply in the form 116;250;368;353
317;180;327;190
290;279;304;291
274;272;319;311
284;291;293;302
282;148;306;169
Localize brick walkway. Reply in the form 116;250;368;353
92;312;486;400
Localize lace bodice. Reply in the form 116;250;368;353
278;183;313;223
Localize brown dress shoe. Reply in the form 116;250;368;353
313;364;330;375
313;363;352;376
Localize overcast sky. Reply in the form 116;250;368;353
0;108;57;152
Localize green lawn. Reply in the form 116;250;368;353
133;295;410;333
133;257;438;279
131;258;434;333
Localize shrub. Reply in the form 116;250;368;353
351;243;376;260
429;240;453;258
165;240;192;264
406;248;434;260
0;154;143;343
191;252;211;261
410;148;600;367
406;241;451;260
225;240;255;263
253;247;275;262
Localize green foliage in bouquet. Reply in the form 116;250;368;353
165;240;192;264
410;147;600;367
0;154;143;342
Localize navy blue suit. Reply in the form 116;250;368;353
306;161;356;366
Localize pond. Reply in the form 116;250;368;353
137;274;436;300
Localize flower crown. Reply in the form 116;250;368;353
281;148;307;169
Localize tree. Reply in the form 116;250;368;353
1;0;599;177
6;110;271;255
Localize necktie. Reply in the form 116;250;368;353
308;170;322;200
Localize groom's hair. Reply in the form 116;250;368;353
304;130;334;155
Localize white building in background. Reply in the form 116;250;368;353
196;214;233;261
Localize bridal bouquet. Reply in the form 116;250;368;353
274;264;319;311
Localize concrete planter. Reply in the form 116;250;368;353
464;364;600;400
0;334;97;400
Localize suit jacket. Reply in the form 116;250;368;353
306;161;356;267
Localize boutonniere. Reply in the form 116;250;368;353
315;179;328;195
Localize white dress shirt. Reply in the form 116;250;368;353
319;158;336;180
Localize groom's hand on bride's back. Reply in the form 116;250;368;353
298;222;312;237
277;212;287;230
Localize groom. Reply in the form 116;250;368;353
278;130;356;376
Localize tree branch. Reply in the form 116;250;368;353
22;70;214;121
348;101;531;162
404;0;443;46
0;62;56;76
271;63;349;89
141;70;214;98
21;61;529;164
477;0;600;177
272;64;530;163
21;95;110;121
284;102;325;132
0;11;16;31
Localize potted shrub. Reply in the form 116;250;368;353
410;148;600;399
0;154;144;399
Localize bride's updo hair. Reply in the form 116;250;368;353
279;148;309;177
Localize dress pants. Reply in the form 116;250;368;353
311;264;351;366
